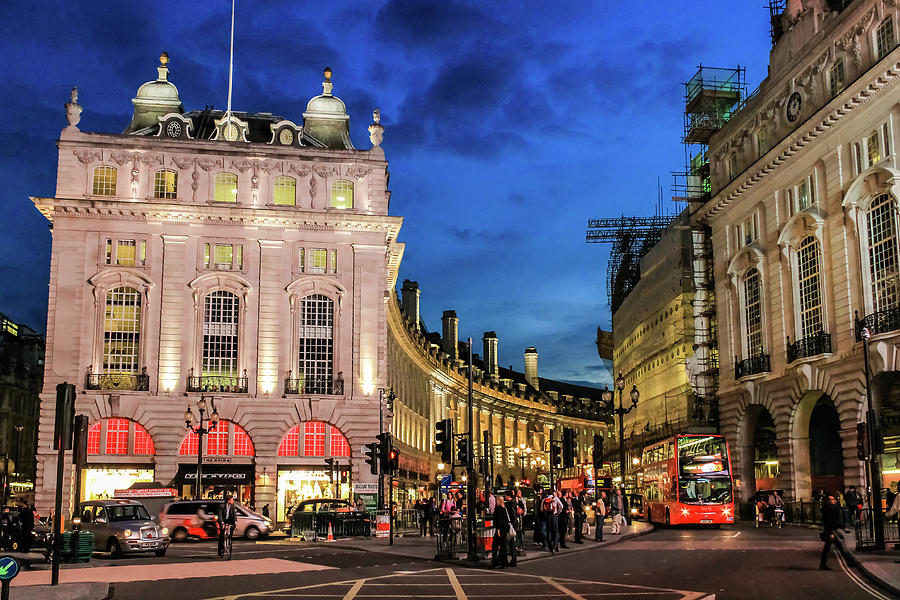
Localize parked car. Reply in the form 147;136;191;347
160;499;271;542
291;498;356;514
77;499;170;557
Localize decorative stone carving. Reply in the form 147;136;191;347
65;86;82;128
368;108;384;148
347;166;372;180
312;166;338;178
73;149;100;164
288;163;310;178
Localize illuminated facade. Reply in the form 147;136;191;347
695;0;900;501
31;56;402;519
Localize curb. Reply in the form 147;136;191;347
835;537;900;599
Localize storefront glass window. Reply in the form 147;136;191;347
276;468;350;522
234;426;254;456
86;418;155;456
83;468;154;502
178;420;255;457
133;427;155;455
206;421;230;455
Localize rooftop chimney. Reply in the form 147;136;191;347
524;347;538;390
401;280;420;331
442;311;459;361
483;332;499;378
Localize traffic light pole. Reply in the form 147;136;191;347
466;339;476;561
378;393;384;510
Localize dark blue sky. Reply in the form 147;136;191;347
0;1;771;386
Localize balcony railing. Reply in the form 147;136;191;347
85;371;150;391
284;376;344;395
734;354;770;379
786;332;832;363
854;307;900;341
187;373;248;394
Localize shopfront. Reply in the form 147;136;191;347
82;467;155;501
174;463;255;504
276;467;350;522
82;417;156;501
177;419;256;503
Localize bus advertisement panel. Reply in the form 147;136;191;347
640;434;735;526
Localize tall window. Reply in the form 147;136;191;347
330;426;350;456
106;418;130;455
273;176;296;206
309;249;327;274
829;60;845;97
797;236;824;339
331;180;353;209
876;17;895;59
744;268;763;357
867;130;882;167
214;172;238;203
103;287;141;374
92;166;117;196
304;421;326;456
867;193;900;312
153;170;177;199
298;295;334;393
203;291;239;378
204;243;243;270
206;421;229;455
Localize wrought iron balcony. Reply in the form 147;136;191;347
85;371;150;391
787;332;832;363
187;373;248;394
854;308;900;341
284;376;344;395
734;354;770;379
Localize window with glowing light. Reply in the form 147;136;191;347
330;180;353;209
278;426;300;456
330;426;350;456
214;172;238;203
103;287;141;375
87;422;101;454
273;176;296;206
86;418;155;456
797;236;824;340
866;193;900;312
304;421;326;456
153;170;177;199
92;166;117;196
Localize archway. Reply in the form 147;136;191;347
753;410;778;491
809;397;844;494
879;376;900;493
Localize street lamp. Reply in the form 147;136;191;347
185;396;219;500
513;444;532;480
602;372;639;489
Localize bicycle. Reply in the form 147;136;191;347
219;523;234;560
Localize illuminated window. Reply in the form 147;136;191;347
331;249;338;274
92;166;117;196
278;425;300;457
309;249;327;274
867;193;900;312
797;236;824;340
829;60;844;97
744;268;763;357
206;420;229;455
116;240;136;266
234;424;254;456
214;172;238;203
273;176;296;206
304;421;326;456
105;238;146;266
298;247;305;272
87;422;101;454
153;170;177;199
179;431;198;456
133;425;155;455
299;295;334;394
876;17;895;60
202;291;239;378
205;243;242;270
867;130;882;167
105;418;130;455
741;215;758;246
330;426;350;457
103;287;141;375
331;180;353;209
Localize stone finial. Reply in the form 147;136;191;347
65;86;82;128
368;108;384;148
158;51;170;82
322;66;333;96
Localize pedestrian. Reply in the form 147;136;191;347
819;494;842;570
594;491;607;542
491;491;514;568
18;500;33;553
557;491;571;548
515;489;527;555
534;491;548;549
885;486;900;522
610;489;625;534
572;491;586;544
262;504;270;519
503;491;519;567
844;485;861;526
546;490;563;552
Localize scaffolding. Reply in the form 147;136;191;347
585;215;674;314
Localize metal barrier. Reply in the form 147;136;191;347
395;509;424;535
783;500;823;526
290;511;372;539
434;517;493;560
854;508;900;551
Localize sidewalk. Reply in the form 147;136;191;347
294;520;654;563
836;527;900;598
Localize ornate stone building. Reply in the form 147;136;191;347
693;0;900;501
31;56;402;522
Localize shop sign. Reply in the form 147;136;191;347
114;488;178;498
353;483;378;494
203;457;233;464
357;493;378;511
175;464;253;485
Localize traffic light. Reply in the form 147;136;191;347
73;414;90;465
324;457;336;481
53;382;76;450
562;427;576;468
435;419;452;462
388;448;399;474
377;432;392;471
456;438;470;465
857;423;870;461
479;456;489;477
365;442;379;475
592;433;604;474
550;442;562;467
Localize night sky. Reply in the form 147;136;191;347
0;1;772;387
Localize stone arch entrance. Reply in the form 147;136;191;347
791;391;844;498
738;404;779;499
878;375;900;492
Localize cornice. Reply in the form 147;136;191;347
697;57;900;225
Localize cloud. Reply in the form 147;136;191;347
374;0;495;51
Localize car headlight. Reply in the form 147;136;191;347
123;529;133;538
161;527;169;536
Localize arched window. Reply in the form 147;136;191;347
92;166;117;196
797;236;824;339
330;180;353;209
179;420;254;456
330;426;350;456
103;287;141;375
866;193;900;313
298;295;334;394
153;169;177;199
273;176;296;206
277;422;350;457
203;291;239;379
214;172;238;203
744;268;763;357
86;418;155;456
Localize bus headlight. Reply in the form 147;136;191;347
722;508;731;517
681;509;690;516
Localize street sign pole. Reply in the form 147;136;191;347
466;339;476;561
51;382;74;587
0;556;21;600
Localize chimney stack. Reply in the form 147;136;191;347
442;310;459;360
400;280;420;331
524;347;539;390
483;332;499;378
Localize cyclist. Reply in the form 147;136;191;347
218;494;237;558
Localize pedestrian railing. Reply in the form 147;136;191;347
854;508;900;551
783;500;823;525
394;509;423;535
289;511;372;539
435;516;468;559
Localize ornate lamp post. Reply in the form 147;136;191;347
602;372;639;488
185;396;219;500
513;444;532;480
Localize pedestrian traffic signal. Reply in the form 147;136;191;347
435;419;452;462
562;427;576;469
365;442;379;475
456;438;470;464
550;442;561;467
857;423;870;461
388;449;399;474
479;456;489;477
324;457;336;481
592;433;604;474
53;382;76;450
377;432;391;469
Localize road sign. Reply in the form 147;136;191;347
0;557;18;581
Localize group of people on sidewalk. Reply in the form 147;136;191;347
533;488;630;552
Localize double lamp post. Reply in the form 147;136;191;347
185;396;219;500
601;372;640;487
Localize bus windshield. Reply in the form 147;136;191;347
677;436;732;505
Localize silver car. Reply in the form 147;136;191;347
160;500;271;541
77;499;170;557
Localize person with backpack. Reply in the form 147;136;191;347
544;490;563;553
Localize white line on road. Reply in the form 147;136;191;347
341;579;365;600
835;549;894;600
541;576;588;600
446;568;468;600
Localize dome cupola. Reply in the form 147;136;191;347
124;52;185;134
302;67;354;149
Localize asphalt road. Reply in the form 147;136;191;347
92;524;893;600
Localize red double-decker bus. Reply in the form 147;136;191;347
640;434;735;526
